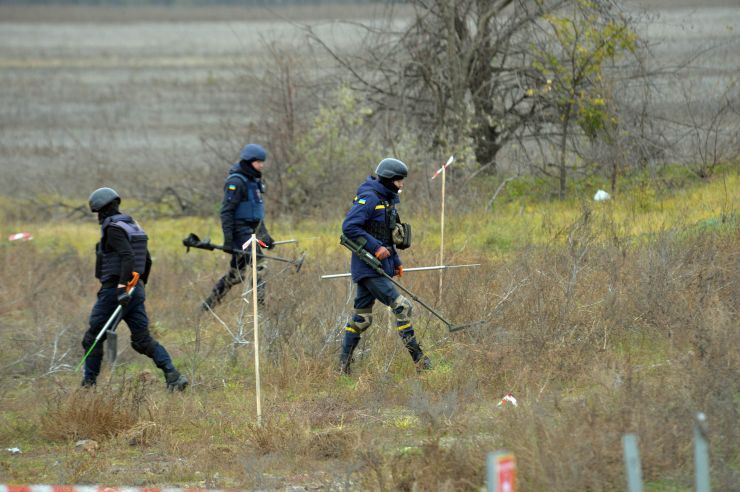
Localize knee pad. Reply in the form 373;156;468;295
131;334;158;357
391;295;413;323
346;310;373;334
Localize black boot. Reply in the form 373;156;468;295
202;277;229;311
80;377;96;388
401;334;432;373
201;291;221;311
339;332;361;375
416;355;433;372
165;369;189;391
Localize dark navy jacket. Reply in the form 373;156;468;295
342;176;402;282
220;162;265;249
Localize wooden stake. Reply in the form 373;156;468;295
438;166;446;301
251;234;262;427
431;155;453;302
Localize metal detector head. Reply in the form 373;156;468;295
183;233;214;252
447;319;486;333
106;330;118;366
293;252;306;273
183;233;201;252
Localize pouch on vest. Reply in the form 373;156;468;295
392;223;412;250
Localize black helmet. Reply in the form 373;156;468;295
88;187;120;212
375;158;408;180
239;143;267;162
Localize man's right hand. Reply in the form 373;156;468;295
117;288;132;307
374;246;391;260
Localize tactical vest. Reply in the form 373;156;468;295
96;214;148;283
229;173;265;222
365;199;398;244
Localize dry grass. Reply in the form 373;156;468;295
40;374;155;442
0;200;737;490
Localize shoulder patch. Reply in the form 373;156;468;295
228;184;237;191
357;198;366;205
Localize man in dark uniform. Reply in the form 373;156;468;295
82;187;188;391
203;143;274;309
339;158;432;375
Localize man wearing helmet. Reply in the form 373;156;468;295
203;143;274;309
339;158;432;375
82;187;188;391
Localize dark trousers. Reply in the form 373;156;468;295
81;285;174;382
206;236;266;308
354;275;399;309
340;276;425;372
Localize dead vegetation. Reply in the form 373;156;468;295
0;207;736;490
0;2;737;488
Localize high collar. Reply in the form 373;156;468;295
379;176;401;193
358;175;399;203
238;160;262;179
97;206;120;224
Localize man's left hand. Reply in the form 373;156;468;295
260;233;275;249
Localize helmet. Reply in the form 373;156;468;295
88;187;120;212
239;143;267;162
375;158;408;180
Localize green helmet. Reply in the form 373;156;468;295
375;158;408;180
88;187;120;212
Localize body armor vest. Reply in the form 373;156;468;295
366;199;398;244
230;173;265;222
96;214;148;283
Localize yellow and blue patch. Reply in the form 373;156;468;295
228;184;237;191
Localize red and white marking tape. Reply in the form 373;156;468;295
431;155;454;179
8;232;33;242
241;236;267;251
0;486;241;492
497;393;518;407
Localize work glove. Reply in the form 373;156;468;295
223;234;233;249
117;288;131;307
260;232;274;250
394;266;404;277
374;246;391;260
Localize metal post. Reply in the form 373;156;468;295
694;412;710;492
487;451;516;492
622;433;644;492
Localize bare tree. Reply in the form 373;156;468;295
308;0;573;175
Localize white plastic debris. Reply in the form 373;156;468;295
593;189;611;202
6;447;21;454
8;232;33;241
497;393;518;407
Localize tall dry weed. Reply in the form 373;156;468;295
40;375;154;442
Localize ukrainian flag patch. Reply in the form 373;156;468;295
228;184;237;191
357;198;366;205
